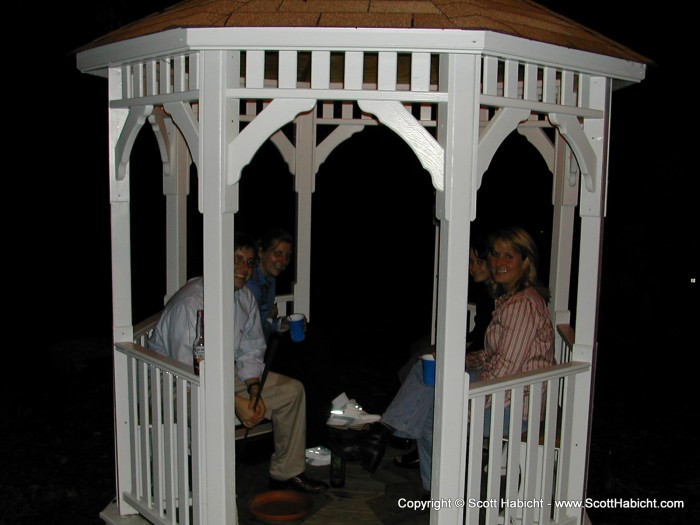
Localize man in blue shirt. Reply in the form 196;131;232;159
246;228;295;341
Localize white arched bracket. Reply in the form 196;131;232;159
164;101;200;171
269;129;296;175
148;110;172;178
477;108;531;188
548;113;597;193
315;125;365;176
228;99;317;186
517;127;555;175
115;105;153;181
357;100;444;191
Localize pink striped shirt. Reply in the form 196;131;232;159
481;286;554;380
470;286;554;414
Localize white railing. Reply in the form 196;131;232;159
464;324;588;525
275;293;294;317
115;316;203;525
110;294;296;524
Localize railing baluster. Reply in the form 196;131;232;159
484;391;505;525
191;368;202;525
176;377;190;524
503;385;524;524
127;356;139;498
163;371;177;524
151;365;165;517
137;361;152;506
521;381;542;524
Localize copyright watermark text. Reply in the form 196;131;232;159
397;497;685;512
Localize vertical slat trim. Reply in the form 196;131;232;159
503;59;519;98
411;52;431;93
311;51;330;89
578;73;590;109
344;51;364;90
174;55;186;93
122;65;131;99
542;67;557;104
378;51;397;91
561;70;575;106
483;56;498;95
147;60;158;98
161;58;172;95
188;53;199;91
279;50;297;88
246;50;265;89
523;63;538;101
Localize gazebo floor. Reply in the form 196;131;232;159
236;437;428;524
99;438;428;525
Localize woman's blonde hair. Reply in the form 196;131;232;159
488;226;551;302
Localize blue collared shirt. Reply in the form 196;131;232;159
246;265;279;340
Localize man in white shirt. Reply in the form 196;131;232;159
149;232;328;493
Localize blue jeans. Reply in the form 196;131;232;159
381;362;513;491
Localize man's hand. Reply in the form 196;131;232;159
278;315;290;332
235;391;266;428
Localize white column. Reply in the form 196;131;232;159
549;134;577;328
199;49;238;525
151;114;190;301
293;111;314;318
166;122;190;299
563;77;612;522
108;66;138;516
432;53;480;525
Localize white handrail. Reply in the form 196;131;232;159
115;335;203;524
468;361;589;398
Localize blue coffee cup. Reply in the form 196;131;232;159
288;313;305;342
421;354;436;385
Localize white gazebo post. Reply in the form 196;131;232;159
563;75;614;505
198;49;239;522
431;52;479;521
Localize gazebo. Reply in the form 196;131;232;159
76;1;648;524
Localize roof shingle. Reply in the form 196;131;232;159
78;0;650;63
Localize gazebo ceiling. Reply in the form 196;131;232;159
80;0;650;64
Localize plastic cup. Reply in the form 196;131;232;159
421;354;436;386
289;313;305;342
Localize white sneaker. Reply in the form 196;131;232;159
326;392;381;430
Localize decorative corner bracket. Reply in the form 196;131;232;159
548;113;597;193
357;100;444;191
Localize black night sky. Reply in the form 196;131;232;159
6;1;698;524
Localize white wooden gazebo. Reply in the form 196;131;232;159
76;1;648;524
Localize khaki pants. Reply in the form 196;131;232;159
235;372;307;480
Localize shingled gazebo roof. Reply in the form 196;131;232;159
79;0;650;64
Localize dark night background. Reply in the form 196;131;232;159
3;1;698;524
